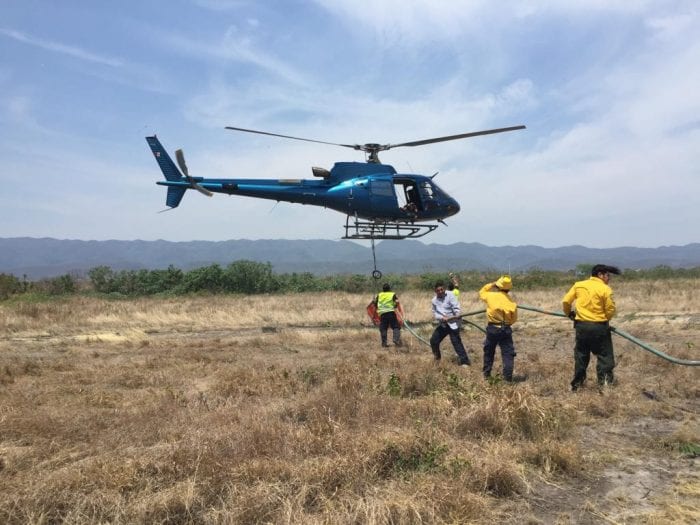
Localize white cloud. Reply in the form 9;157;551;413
0;27;123;67
154;25;309;86
646;10;696;41
193;0;249;11
6;95;32;120
313;0;488;43
311;0;657;45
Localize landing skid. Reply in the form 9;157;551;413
343;216;439;240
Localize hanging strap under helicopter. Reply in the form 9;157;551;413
370;236;382;280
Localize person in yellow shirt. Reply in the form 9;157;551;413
448;272;460;299
562;264;621;391
478;275;518;382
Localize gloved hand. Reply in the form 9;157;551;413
568;311;576;321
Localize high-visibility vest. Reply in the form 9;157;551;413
376;291;397;314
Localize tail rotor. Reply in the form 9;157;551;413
175;149;213;197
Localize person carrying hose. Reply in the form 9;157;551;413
430;281;471;366
479;275;518;382
369;283;402;348
562;264;621;391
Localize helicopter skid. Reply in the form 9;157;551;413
343;217;439;240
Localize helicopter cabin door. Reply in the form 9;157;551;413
368;178;398;219
392;179;422;214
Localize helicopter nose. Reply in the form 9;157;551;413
447;199;460;216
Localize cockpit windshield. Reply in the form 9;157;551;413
419;181;434;199
420;180;450;200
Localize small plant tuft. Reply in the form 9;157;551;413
387;372;402;397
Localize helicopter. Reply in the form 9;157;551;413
146;124;525;244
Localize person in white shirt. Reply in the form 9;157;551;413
430;281;470;366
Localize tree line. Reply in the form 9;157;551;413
1;261;699;300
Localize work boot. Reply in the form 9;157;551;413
381;342;389;348
394;340;402;347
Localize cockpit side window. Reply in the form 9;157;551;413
371;179;395;197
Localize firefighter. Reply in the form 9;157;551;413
562;264;621;391
479;275;518;381
369;283;402;348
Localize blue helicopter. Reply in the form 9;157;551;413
146;124;525;241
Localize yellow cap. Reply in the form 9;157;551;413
495;275;512;290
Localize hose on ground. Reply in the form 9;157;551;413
401;304;700;366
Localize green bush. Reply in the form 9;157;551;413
88;266;116;293
177;264;225;294
222;260;276;294
0;273;22;300
44;274;76;295
16;262;700;298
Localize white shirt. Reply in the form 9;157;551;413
431;291;461;330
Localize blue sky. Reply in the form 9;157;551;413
1;0;698;248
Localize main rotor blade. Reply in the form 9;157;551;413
225;126;357;149
388;125;526;149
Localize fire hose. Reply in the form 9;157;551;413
400;305;700;366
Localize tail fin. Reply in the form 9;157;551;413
146;135;183;182
166;186;187;208
147;135;188;209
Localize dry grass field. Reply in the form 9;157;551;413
0;279;698;524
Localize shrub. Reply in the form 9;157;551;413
0;273;22;300
222;260;276;293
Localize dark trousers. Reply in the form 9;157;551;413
379;311;401;345
483;325;515;381
572;321;615;388
430;324;470;365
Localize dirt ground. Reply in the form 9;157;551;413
1;291;698;523
525;416;698;524
504;311;699;524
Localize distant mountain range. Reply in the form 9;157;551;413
2;237;699;279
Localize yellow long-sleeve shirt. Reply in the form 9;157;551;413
479;283;518;325
562;276;616;322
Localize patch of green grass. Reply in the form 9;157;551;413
678;442;699;458
387;372;402;397
384;440;449;476
487;375;503;386
299;366;324;387
447;455;472;476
